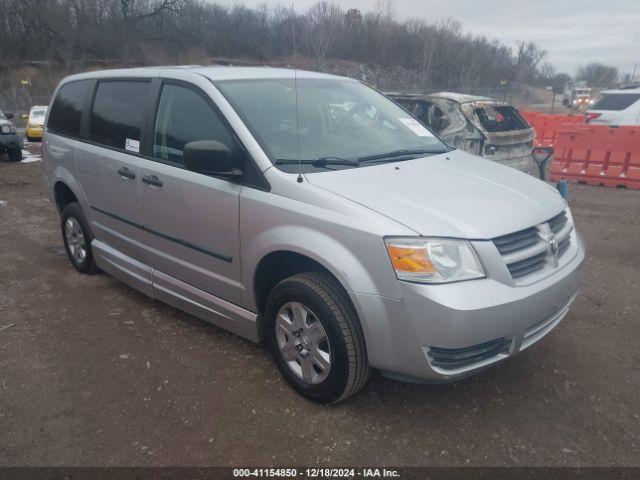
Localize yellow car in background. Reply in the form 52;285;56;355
26;105;47;141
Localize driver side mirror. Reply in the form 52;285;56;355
183;140;242;177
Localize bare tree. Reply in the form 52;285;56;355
577;63;619;88
514;41;547;83
0;0;555;95
304;1;341;70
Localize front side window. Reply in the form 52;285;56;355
216;78;447;172
396;100;451;133
48;80;92;137
153;84;233;165
89;81;149;151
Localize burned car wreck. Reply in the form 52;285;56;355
388;92;537;176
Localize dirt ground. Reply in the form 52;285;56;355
0;144;639;467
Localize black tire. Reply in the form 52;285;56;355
265;271;371;403
7;148;22;162
61;203;99;274
26;136;34;142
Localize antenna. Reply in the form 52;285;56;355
292;4;303;183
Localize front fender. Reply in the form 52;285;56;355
242;225;382;312
241;224;405;354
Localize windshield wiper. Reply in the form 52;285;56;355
358;148;445;163
275;157;360;168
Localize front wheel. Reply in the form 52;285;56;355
265;271;371;403
7;148;22;162
61;203;99;274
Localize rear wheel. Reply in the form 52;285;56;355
265;271;370;403
7;148;22;162
61;203;99;274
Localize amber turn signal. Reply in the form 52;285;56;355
386;245;436;274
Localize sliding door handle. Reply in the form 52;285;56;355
117;167;136;180
142;174;163;187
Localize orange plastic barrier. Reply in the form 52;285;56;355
549;125;640;190
520;111;585;147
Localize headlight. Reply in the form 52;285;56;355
385;237;485;284
0;125;13;134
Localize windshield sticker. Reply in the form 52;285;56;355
125;138;140;153
398;118;434;137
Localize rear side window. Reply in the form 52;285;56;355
89;81;150;151
48;80;92;137
153;84;234;165
591;93;640;111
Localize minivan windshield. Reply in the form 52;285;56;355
216;78;448;172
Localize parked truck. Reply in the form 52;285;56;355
562;81;592;109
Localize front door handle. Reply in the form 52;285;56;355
117;167;136;180
142;174;163;187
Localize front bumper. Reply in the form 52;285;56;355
26;125;44;139
353;232;586;382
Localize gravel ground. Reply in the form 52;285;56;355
0;144;639;467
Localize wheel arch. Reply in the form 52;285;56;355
253;250;338;318
49;166;89;215
53;181;79;213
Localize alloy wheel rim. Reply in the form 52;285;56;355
65;217;87;264
275;301;331;385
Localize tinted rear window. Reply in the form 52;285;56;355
592;93;640;111
474;106;529;132
48;80;92;137
89;81;150;150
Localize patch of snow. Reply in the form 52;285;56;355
21;150;42;163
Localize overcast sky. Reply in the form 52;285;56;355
218;0;639;76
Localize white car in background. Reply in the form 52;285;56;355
585;86;640;125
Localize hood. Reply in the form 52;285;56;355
305;150;566;239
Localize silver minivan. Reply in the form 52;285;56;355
43;67;585;403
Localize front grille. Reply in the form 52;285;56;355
548;211;568;234
493;227;539;255
558;237;570;255
493;210;573;280
428;337;509;370
507;252;547;278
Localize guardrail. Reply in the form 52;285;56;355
549;125;640;190
520;111;585;147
